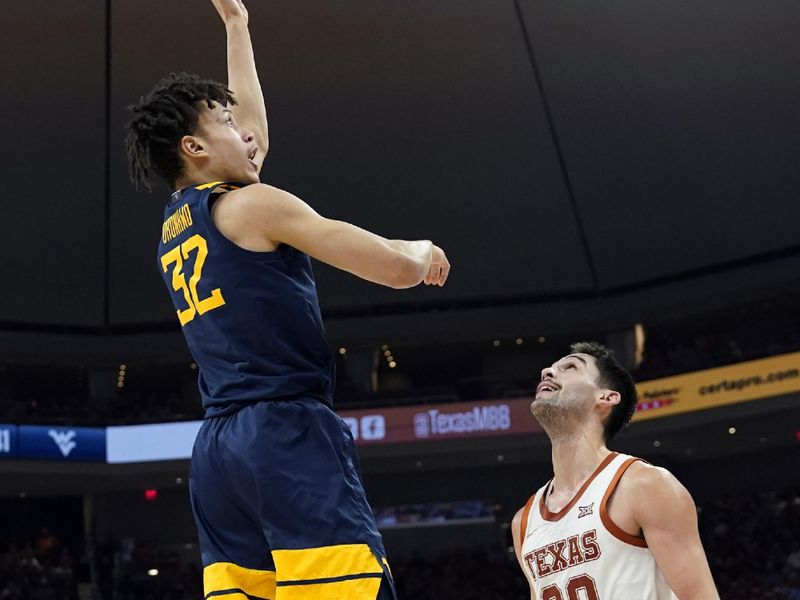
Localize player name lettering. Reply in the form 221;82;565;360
416;405;511;437
162;204;194;243
524;529;601;580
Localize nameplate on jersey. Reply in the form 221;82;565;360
523;529;601;580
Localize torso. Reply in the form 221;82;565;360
157;182;335;417
519;453;676;600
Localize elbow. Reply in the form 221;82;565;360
387;255;426;289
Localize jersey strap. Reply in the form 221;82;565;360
599;456;649;547
519;492;536;543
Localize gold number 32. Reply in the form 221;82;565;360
160;234;226;326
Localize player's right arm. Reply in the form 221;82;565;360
218;183;450;289
511;507;538;600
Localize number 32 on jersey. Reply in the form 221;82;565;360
160;234;225;326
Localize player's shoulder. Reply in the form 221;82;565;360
617;459;694;519
512;505;525;528
620;460;681;494
218;182;284;204
211;183;291;220
511;489;539;542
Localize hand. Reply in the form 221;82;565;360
424;245;450;287
210;0;248;26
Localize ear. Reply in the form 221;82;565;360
179;134;209;160
596;389;621;411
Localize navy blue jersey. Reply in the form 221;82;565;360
157;181;335;417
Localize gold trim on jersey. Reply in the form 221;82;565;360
272;543;384;599
273;543;382;581
203;561;276;599
195;181;243;191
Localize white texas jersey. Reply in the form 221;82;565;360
519;453;676;600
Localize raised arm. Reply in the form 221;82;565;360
624;463;720;600
215;184;450;289
211;0;268;170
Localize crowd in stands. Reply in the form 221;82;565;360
700;486;800;599
2;294;800;425
2;485;800;597
0;528;79;600
392;548;528;600
390;485;800;599
93;538;201;600
634;296;800;381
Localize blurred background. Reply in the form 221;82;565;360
1;0;799;598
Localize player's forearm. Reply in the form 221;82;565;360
225;19;269;156
387;239;433;283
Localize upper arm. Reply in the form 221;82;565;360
511;507;537;600
627;464;719;599
234;184;424;288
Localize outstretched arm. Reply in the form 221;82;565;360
215;184;450;289
211;0;268;170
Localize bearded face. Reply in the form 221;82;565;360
531;354;604;434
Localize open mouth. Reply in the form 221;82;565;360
247;147;259;169
536;382;559;394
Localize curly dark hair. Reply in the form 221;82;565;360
569;341;638;443
125;72;236;190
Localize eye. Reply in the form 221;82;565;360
565;363;577;370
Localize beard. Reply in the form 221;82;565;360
531;388;590;435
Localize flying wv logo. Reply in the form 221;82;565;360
48;430;77;457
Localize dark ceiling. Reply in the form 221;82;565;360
1;0;799;354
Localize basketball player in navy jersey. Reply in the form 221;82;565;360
512;342;718;599
124;1;448;598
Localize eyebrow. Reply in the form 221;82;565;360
561;354;587;365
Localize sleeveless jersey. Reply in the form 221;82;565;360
157;182;335;417
518;453;676;600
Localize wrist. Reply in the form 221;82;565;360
224;17;249;32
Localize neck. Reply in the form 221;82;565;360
548;429;611;493
175;165;227;191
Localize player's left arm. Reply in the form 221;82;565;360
626;463;720;600
211;0;269;170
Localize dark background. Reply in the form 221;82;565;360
1;0;799;345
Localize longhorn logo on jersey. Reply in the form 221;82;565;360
524;529;602;579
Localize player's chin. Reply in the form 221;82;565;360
241;170;261;184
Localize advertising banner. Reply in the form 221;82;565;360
5;352;799;463
0;424;19;459
340;397;542;446
106;421;203;464
634;351;800;421
18;425;106;461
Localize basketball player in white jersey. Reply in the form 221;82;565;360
512;342;719;599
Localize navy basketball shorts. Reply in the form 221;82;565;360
189;397;396;600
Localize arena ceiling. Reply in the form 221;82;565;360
2;0;799;356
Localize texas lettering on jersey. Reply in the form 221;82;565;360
524;529;602;580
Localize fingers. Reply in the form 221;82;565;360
423;254;450;286
438;258;450;286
